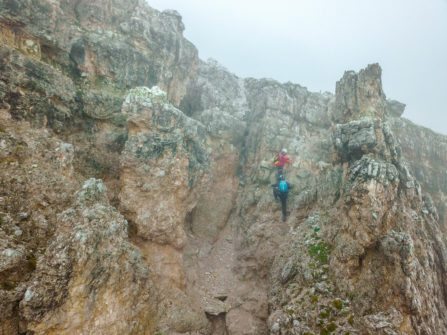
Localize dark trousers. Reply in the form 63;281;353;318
279;192;288;221
273;187;288;221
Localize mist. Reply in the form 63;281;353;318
148;0;447;135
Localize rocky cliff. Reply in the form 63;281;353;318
1;1;447;335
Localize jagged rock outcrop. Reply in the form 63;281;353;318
267;65;447;335
333;64;387;122
119;86;208;248
389;118;447;230
20;178;158;334
1;1;447;335
0;109;79;334
0;0;200;187
119;86;211;334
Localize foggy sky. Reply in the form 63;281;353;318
148;0;447;135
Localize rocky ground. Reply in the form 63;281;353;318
1;1;447;334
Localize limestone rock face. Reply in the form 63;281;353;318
0;0;197;103
118;87;211;334
20;178;158;335
0;45;76;130
266;67;447;335
334;63;387;122
0;109;79;334
180;59;248;145
0;0;200;190
389;118;447;230
1;1;447;335
328;117;447;334
387;99;406;117
119;86;208;248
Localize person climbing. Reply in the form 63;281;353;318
272;174;291;222
273;148;291;181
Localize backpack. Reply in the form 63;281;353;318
278;180;288;193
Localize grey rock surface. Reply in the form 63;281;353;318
0;1;447;335
19;178;158;334
387;99;406;117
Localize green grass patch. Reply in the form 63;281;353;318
320;322;337;335
332;299;343;310
310;295;319;304
348;314;354;326
319;309;330;319
308;241;331;264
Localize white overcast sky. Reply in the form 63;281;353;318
148;0;447;135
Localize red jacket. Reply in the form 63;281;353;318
274;153;290;168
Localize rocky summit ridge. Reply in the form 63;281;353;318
1;1;447;335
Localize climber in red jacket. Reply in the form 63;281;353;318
273;148;291;180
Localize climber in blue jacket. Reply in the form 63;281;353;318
272;174;291;222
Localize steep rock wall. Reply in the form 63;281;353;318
1;1;447;335
0;0;199;194
266;66;447;334
389;118;447;230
